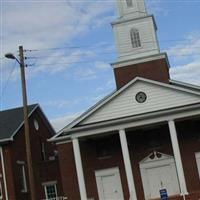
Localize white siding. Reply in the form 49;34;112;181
80;81;200;125
113;16;159;62
117;0;147;19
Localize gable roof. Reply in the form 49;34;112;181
52;77;200;141
169;79;200;92
66;77;200;127
0;104;38;142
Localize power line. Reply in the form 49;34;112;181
0;61;17;100
31;59;113;66
25;47;200;61
25;52;200;67
24;38;200;52
25;51;117;59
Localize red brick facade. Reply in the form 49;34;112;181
114;58;170;89
57;118;200;200
0;107;63;200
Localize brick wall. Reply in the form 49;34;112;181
57;142;80;200
114;58;170;89
1;107;62;200
57;119;200;200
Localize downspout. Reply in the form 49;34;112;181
0;146;8;200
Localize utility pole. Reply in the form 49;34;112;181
19;45;36;200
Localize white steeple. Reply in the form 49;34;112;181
112;0;160;65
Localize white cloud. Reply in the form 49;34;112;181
170;59;200;85
1;1;116;82
1;1;115;54
51;112;81;132
73;67;97;80
168;32;200;86
166;32;200;60
44;100;70;109
146;0;169;16
94;61;110;70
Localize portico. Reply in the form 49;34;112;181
58;102;200;200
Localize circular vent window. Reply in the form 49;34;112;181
135;92;147;103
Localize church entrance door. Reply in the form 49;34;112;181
95;167;124;200
140;152;180;199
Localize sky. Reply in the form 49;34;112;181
1;0;200;131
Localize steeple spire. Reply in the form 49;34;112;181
112;0;170;89
112;0;160;63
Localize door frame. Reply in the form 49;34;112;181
195;152;200;179
95;167;124;200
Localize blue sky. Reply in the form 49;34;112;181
1;0;200;131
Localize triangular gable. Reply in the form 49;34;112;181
77;77;200;125
56;77;200;137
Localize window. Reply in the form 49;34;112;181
126;0;133;7
195;152;200;179
17;161;27;193
130;28;141;48
44;182;57;199
33;119;39;130
95;138;111;159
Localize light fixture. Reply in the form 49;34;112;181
5;53;20;64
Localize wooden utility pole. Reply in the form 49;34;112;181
19;45;36;200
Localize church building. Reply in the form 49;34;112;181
51;0;200;199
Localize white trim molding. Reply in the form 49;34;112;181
195;152;200;179
119;129;137;200
168;120;188;196
0;147;8;200
111;53;168;69
72;138;87;200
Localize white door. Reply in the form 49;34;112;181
146;165;179;199
95;167;124;200
140;152;180;200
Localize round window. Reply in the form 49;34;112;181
135;92;147;103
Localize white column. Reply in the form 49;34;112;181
0;147;8;200
119;129;137;200
168;120;188;196
72;138;87;200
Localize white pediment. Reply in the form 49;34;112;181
78;78;200;126
139;151;174;164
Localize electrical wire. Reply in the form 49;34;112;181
24;38;200;52
24;53;200;68
0;61;17;101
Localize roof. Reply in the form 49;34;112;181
50;77;200;142
0;104;38;142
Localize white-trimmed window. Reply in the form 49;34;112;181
195;152;200;179
43;181;58;199
130;28;141;48
17;161;27;193
126;0;133;7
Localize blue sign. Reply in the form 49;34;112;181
159;189;168;200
